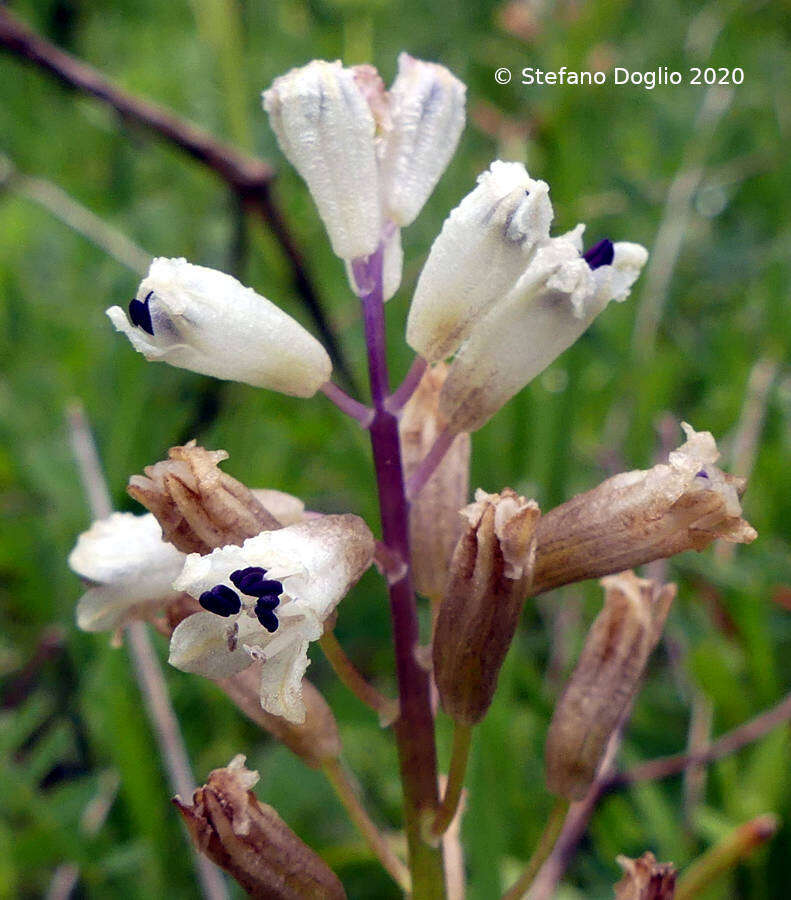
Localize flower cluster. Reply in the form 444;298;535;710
67;49;762;899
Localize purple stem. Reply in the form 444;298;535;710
386;355;429;414
355;247;445;897
320;381;375;427
405;427;455;500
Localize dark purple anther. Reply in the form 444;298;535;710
128;290;154;335
583;238;614;270
199;584;241;617
230;567;283;600
696;469;709;479
254;599;279;632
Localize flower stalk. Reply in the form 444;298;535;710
357;245;446;898
429;723;473;840
501;797;570;900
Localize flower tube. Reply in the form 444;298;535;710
107;257;332;396
406;160;553;362
439;234;648;432
263;60;382;261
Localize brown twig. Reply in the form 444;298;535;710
0;7;354;389
607;689;791;792
66;403;228;900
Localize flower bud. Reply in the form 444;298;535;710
614;852;677;900
69;512;185;632
406;160;553;362
438;235;648;432
216;667;341;768
263;60;382;261
380;53;466;227
532;423;757;595
433;488;540;724
128;442;283;554
174;755;346;899
545;571;676;799
107;257;332;396
399;363;470;600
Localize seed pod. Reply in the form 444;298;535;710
400;363;470;601
216;667;341;768
532;423;757;595
174;755;346;899
433;488;540;724
128;442;283;554
545;571;676;799
614;852;677;900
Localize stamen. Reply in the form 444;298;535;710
254;599;279;633
696;470;709;479
199;584;241;617
230;567;284;599
128;295;154;335
583;238;614;270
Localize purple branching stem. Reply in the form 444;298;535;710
386;355;429;414
320;381;375;427
405;426;455;501
354;247;446;898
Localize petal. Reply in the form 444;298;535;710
76;585;164;632
250;489;306;525
169;611;258;679
258;637;311;724
69;512;185;589
380;53;467;227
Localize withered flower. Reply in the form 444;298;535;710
545;571;676;799
614;852;677;900
433;488;540;724
533;423;757;595
400;363;470;601
175;755;346;899
128;442;284;554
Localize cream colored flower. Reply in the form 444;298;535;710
69;512;185;632
168;515;374;723
107;257;332;397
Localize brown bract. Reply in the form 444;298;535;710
545;571;676;799
400;363;471;601
174;756;346;899
532;424;756;595
614;852;677;899
128;442;283;553
433;488;539;724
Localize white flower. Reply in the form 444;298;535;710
69;513;185;632
168;515;374;723
264;55;466;303
379;53;466;227
263;60;382;261
438;233;648;432
406;161;553;362
107;257;332;397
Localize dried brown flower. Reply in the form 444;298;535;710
174;755;346;899
128;442;284;553
532;424;756;595
546;571;676;799
433;488;540;724
400;363;471;601
615;851;677;899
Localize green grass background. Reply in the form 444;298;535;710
0;0;789;896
